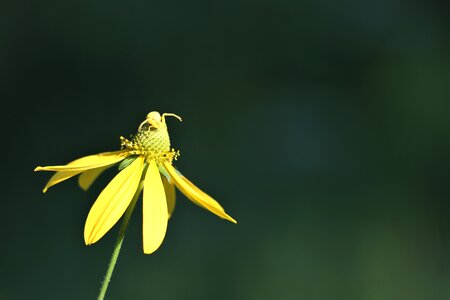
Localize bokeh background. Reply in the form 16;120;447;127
1;0;450;299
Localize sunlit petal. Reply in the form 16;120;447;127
162;161;237;224
181;174;225;210
35;150;129;172
78;166;110;191
84;156;144;245
162;175;176;218
36;151;128;192
42;170;82;193
143;160;168;254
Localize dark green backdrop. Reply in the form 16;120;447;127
2;0;450;299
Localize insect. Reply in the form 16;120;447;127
138;111;182;130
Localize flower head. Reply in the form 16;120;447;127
35;112;236;254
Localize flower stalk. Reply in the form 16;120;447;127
97;180;144;300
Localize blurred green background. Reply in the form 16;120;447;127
1;0;450;299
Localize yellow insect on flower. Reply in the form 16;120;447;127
35;111;236;254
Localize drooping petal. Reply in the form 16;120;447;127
143;160;168;254
162;175;176;218
42;170;82;193
35;150;129;172
181;175;224;210
84;156;144;245
78;166;110;191
162;161;237;224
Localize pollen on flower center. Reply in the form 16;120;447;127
120;124;179;163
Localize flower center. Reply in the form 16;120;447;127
120;123;179;163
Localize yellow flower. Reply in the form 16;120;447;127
35;111;236;254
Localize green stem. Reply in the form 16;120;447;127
97;180;144;300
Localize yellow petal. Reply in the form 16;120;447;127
42;170;82;193
143;160;168;254
181;175;224;210
162;161;237;224
84;156;144;245
162;175;176;218
78;165;110;191
35;150;129;172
